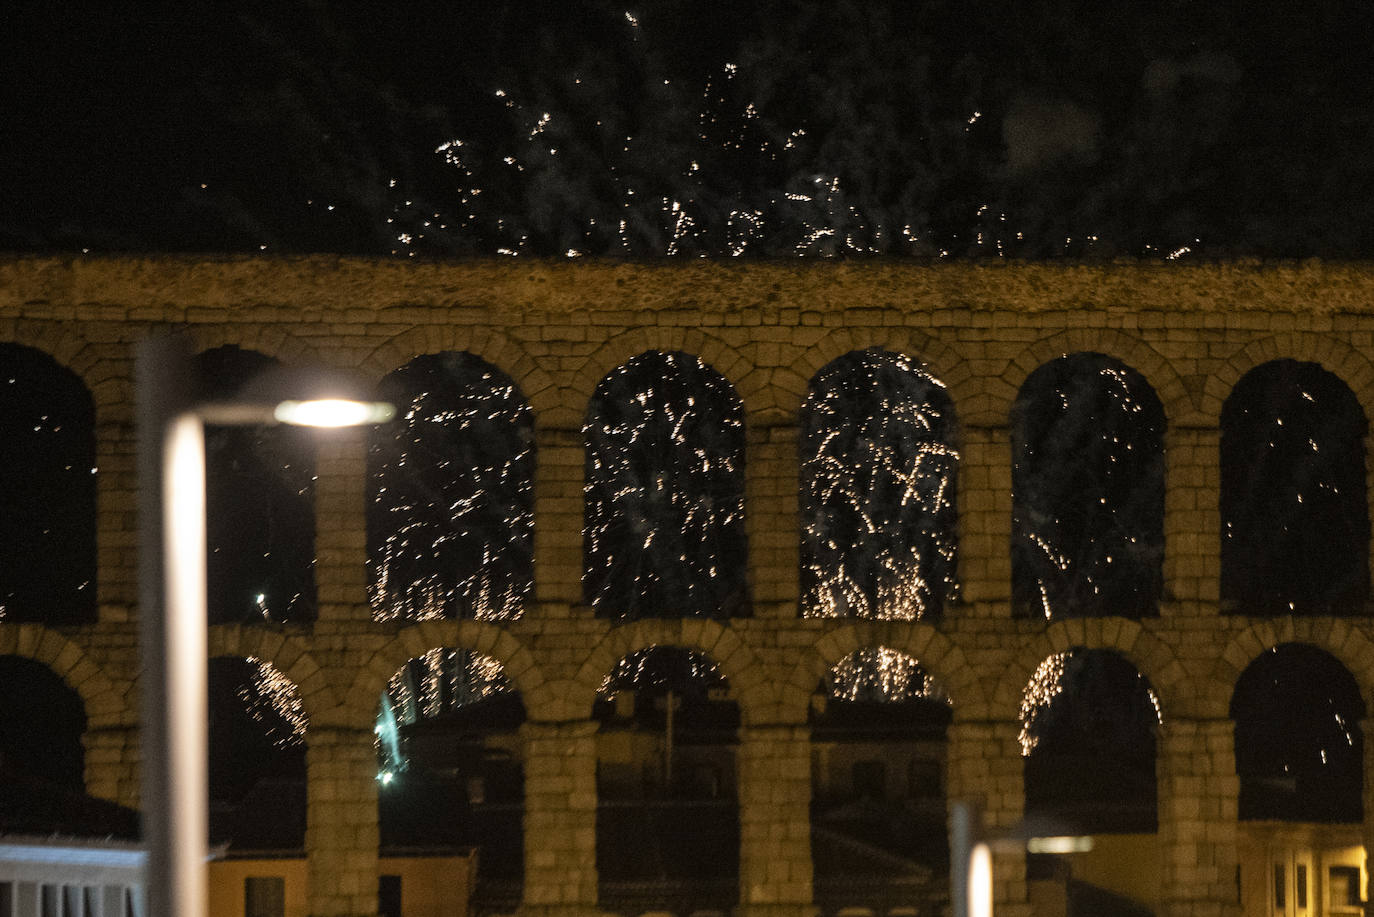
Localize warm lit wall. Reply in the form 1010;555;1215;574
376;854;477;917
208;858;308;917
1067;833;1163;912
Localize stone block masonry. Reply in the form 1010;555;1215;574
4;256;1374;917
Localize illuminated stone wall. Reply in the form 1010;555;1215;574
6;256;1374;917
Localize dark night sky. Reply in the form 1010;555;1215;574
4;0;1374;257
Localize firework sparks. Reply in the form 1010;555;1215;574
1019;650;1161;756
239;656;308;749
801;349;958;619
584;351;746;619
1011;354;1164;620
369;352;534;622
829;647;949;705
376;648;513;776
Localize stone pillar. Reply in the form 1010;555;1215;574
313;429;372;623
1163;428;1221;609
532;427;584;608
306;726;379;917
958;428;1013;611
747;424;800;618
736;724;814;917
1157;718;1240;917
95;417;138;620
946;718;1030;917
83;724;140;809
519;720;599;917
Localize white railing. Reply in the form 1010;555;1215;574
0;838;146;917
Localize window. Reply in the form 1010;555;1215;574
1274;864;1286;909
379;874;402;917
245;876;285;917
853;760;886;799
908;759;942;799
1330;866;1362;909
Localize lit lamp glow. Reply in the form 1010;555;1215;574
275;397;395;427
968;842;993;917
138;334;392;917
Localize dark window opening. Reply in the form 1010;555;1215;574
908;759;942;799
368;351;534;623
595;646;739;908
244;876;285;917
1021;648;1159;833
0;343;96;625
377;648;525;904
1231;643;1364;823
0;655;86;792
1011;353;1164;619
584;351;747;620
809;647;952;890
1221;359;1369;616
208;656;307;851
852;760;886;799
194;346;317;624
378;874;402;917
800;348;958;620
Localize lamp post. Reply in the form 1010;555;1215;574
137;332;393;917
950;800;1094;917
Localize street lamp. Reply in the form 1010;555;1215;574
137;332;393;917
950;800;1094;917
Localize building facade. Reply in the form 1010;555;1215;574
2;257;1374;917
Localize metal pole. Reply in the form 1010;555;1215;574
950;800;975;917
137;334;208;917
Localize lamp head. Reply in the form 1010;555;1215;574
198;364;394;427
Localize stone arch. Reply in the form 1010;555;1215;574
1215;620;1374;720
207;625;335;724
342;620;544;727
361;325;561;423
786;622;986;721
1001;329;1194;427
184;323;322;366
0;623;128;728
790;329;974;426
571;328;762;421
1204;332;1374;427
989;618;1186;721
0;327;126;414
574;620;772;724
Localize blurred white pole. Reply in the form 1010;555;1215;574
137;334;208;917
162;413;208;917
950;800;975;917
